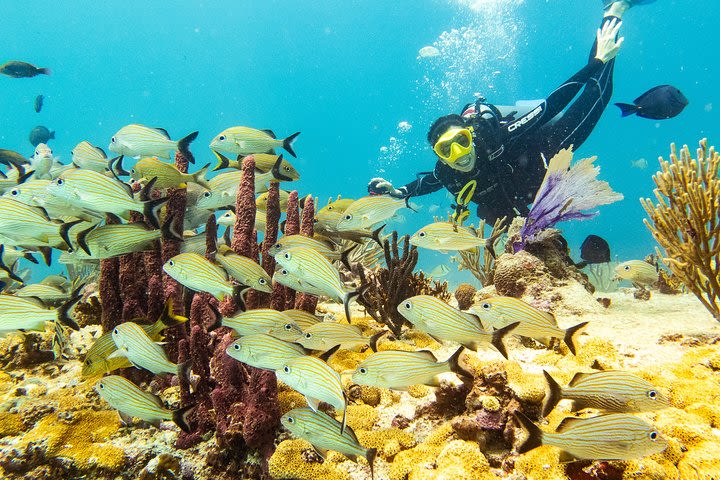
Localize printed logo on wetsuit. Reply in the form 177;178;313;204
508;105;543;133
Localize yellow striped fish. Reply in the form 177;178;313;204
46;169;168;227
74;219;182;260
212;152;301;180
39;275;69;288
196;166;293;211
0;198;76;248
281;408;376;479
410;221;495;252
277;355;348;433
29;143;54;179
71;141;109;172
82;300;187;379
614;260;658;286
0;164;26;192
226;333;307;371
256;189;290;212
0;246;37;267
110;322;179;375
397;295;517;358
222;308;303;342
272;267;328;297
3;179;97;221
315;197;355;231
513;411;667;462
336;195;409;231
542;370;670;417
217;210;267;233
351;347;467;390
275;246;358;322
95;375;193;432
0;290;80;336
283;309;322;330
15;283;68;304
109;124;198;159
298;322;369;352
130;157;209;189
470;297;588;355
210;126;300;158
215;245;272;293
268;234;339;260
163;252;233;300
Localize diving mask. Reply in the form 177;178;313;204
433;127;473;164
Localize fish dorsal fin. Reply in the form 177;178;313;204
153;127;171;139
305;395;321;412
567;372;593;387
345;424;360;443
555;416;584;433
415;350;438;362
261;129;276;139
95;146;107;158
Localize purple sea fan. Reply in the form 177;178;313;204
514;148;623;252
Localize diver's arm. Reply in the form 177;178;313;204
398;170;444;198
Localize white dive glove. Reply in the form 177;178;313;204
367;177;407;198
595;18;624;64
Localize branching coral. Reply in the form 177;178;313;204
452;217;507;286
515;148;623;251
641;139;720;320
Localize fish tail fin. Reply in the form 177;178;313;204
282;132;301;158
271;154;293;181
485;231;502;259
192;163;211;186
563;321;589;356
212;151;231;171
59;219;83;252
340;244;358;271
371;224;386;248
0;246;24;284
340;393;348;435
447;346;472;379
541;370;563;417
614;103;638;117
490;321;519;359
161;212;184;242
177;131;199;160
159;299;189;327
366;448;377;480
76;226;95;256
39;246;52;266
343;290;360;324
110;155;129;176
206;302;224;331
172;403;195;433
368;330;387;353
57;288;82;331
39;68;51;76
512;410;544;454
574;260;588;269
144;196;169;229
22;251;39;264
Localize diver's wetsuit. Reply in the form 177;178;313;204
401;16;618;224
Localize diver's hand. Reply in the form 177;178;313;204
368;177;407;198
595;18;624;63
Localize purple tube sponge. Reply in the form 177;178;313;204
515;148;623;252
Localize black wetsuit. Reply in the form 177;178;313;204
401;17;617;224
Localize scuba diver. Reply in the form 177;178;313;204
368;0;654;224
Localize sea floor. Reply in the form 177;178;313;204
0;289;719;479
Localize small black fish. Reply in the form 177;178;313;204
0;61;51;78
29;126;55;147
615;85;688;120
575;235;610;269
34;94;44;113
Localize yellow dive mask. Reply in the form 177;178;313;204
433;127;473;163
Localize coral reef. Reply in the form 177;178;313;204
99;215;123;334
294;195;319;314
283;190;300;310
452;217;507;286
641;139;720;320
455;283;477;310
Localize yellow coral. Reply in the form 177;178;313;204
0;412;24;437
389;443;444;480
346;404;379;431
378;340;417;352
268;439;349;480
622;458;678;480
20;410;125;470
514;446;566;480
505;361;545;404
686;402;720;428
327;349;369;373
477;395;501;412
359;385;382;407
436;440;493;479
404;331;441;350
408;384;431;398
654;408;713;449
357;428;416;459
278;390;308;415
677;440;720;478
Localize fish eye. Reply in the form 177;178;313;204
284;166;290;171
111;137;116;143
219;135;226;141
418;231;426;237
624;265;631;271
113;328;119;335
57;179;64;186
304;333;312;339
649;431;659;441
259;278;267;285
284;253;291;260
203;192;211;198
131;168;136;174
313;218;318;223
359;367;367;374
283;366;290;373
648;390;657;399
284;324;293;330
328;206;333;210
344;214;352;220
403;301;412;310
482;302;491;310
287;416;294;424
168;260;175;267
99;383;104;389
10;189;19;196
233;344;240;350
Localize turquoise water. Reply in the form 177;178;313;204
1;0;718;283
